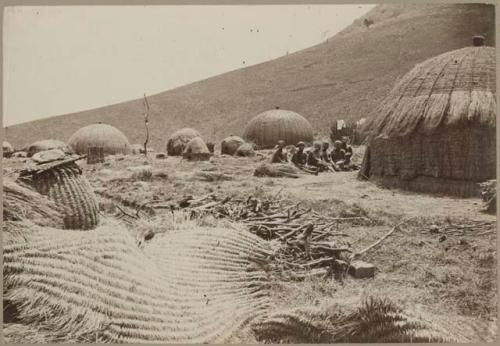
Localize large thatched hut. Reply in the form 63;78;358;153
167;128;201;156
243;108;314;149
27;139;70;157
359;43;495;197
68;123;131;155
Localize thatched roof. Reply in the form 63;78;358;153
183;136;210;161
363;46;496;141
68;123;131;155
360;46;496;197
167;128;201;156
27;139;70;157
3;141;14;157
243;109;314;149
236;142;255;157
221;135;245;155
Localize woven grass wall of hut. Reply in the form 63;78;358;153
360;46;496;197
167;128;201;156
68;123;131;155
27;139;70;157
243;109;314;149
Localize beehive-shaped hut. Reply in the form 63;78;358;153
27;139;70;157
182;137;211;161
221;135;245;155
360;44;496;197
243;108;314;149
3;141;14;158
68;123;131;156
167;128;201;156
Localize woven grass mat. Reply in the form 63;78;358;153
3;220;273;343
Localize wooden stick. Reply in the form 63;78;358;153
351;216;416;259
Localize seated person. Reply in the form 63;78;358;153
307;141;334;172
270;140;288;163
330;140;346;171
340;137;358;170
291;141;317;175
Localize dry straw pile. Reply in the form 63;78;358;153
27;139;70;157
221;135;245;155
243;108;314;149
3;218;273;343
182;136;211;161
360;46;496;197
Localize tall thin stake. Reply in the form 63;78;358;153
143;93;150;157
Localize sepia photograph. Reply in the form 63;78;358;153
1;1;497;343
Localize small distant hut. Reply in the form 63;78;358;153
182;137;211;161
167;128;201;156
359;41;496;197
130;144;143;155
27;139;70;157
236;142;255;157
68;123;131;156
3;141;14;158
221;135;245;155
243;108;314;149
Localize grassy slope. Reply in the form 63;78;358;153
4;3;495;150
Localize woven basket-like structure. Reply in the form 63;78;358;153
27;139;70;157
3;221;273;343
243;109;314;149
360;46;496;197
166;128;201;156
182;136;211;161
68;123;131;156
221;136;245;155
24;162;99;230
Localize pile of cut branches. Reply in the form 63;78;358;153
148;192;373;280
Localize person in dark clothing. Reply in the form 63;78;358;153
307;141;334;172
330;140;346;171
291;141;317;175
340;136;353;165
270;140;288;163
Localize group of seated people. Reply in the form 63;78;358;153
271;137;358;174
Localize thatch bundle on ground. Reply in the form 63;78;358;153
167;128;201;156
243;108;314;149
221;135;246;155
3;141;14;157
27;139;70;157
254;163;301;178
359;45;496;197
236;142;255;157
182;136;211;161
68;123;131;155
3;218;273;343
18;160;100;230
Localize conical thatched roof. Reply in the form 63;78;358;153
27;139;70;157
243;109;314;149
182;136;211;161
221;135;245;155
68;123;131;155
167;128;201;156
360;46;496;197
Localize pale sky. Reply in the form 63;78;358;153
3;4;375;126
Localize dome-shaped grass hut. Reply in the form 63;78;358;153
3;141;14;158
182;137;211;161
243;108;314;149
167;128;201;156
27;139;70;157
68;123;131;156
221;135;245;155
359;44;496;197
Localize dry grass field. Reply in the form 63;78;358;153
4;146;495;342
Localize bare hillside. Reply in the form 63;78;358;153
4;3;495;150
